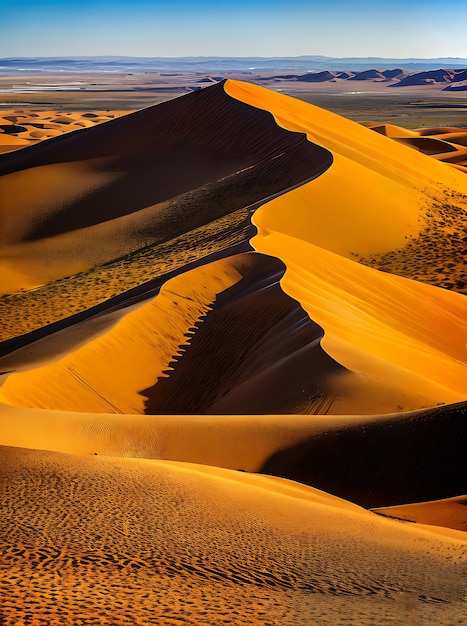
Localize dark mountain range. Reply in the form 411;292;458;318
1;56;467;73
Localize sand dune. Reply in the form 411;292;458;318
394;69;457;86
0;83;329;279
1;246;464;415
349;69;387;81
0;400;464;511
1;446;465;626
373;496;467;532
260;401;466;508
444;80;467;92
259;67;465;87
363;121;467;172
225;81;467;293
252;232;466;401
1;79;465;624
0;109;126;154
0;402;418;473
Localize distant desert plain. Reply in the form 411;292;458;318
0;62;466;625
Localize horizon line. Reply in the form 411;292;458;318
2;55;467;61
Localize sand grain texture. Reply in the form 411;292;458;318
1;446;466;626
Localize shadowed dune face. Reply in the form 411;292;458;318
260;402;467;508
0;81;331;246
0;251;458;416
140;253;340;415
1;446;465;626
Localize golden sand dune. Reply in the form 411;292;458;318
1;446;465;626
2;245;464;416
363;121;467;172
0;252;336;414
0;402;402;470
0;84;330;296
0;401;464;510
373;496;467;532
0;109;127;154
253;232;466;402
225;81;467;292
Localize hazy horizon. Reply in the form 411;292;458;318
1;0;466;59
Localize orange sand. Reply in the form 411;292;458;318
373;496;467;532
362;121;467;170
1;446;465;625
0;109;127;153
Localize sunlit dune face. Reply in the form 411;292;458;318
225;80;467;293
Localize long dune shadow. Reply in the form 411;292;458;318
260;401;467;508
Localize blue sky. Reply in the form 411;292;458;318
1;0;466;58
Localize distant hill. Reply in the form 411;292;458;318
392;69;457;86
261;67;467;88
1;55;467;73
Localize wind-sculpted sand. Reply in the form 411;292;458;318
373;496;467;532
0;109;127;153
0;79;466;624
1;447;466;626
363;122;467;173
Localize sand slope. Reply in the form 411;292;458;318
373;496;467;532
0;82;331;295
260;401;466;508
1;446;465;626
363;121;467;172
225;80;467;292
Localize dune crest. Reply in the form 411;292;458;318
225;81;467;287
0;255;252;413
373;496;467;533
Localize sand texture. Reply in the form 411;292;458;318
362;122;467;173
373;496;467;532
1;447;466;626
0;79;466;624
0;110;127;154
